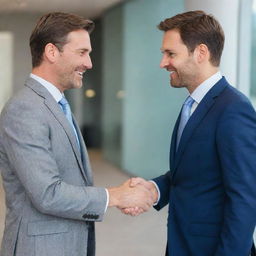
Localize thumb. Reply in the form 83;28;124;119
130;177;145;187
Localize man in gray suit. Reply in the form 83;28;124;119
0;12;154;256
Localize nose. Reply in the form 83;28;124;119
84;55;92;70
160;54;169;69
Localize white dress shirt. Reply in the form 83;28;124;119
190;71;222;114
30;73;63;102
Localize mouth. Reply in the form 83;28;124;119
76;70;86;78
169;70;176;78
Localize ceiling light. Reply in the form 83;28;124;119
85;89;96;98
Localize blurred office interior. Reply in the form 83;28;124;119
0;0;255;255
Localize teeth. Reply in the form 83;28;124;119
78;72;83;76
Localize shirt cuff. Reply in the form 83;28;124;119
104;188;109;212
149;180;160;206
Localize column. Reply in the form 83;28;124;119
0;32;13;111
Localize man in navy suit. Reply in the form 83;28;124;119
124;10;256;256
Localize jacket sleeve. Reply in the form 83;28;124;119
153;171;171;210
214;99;256;255
0;99;107;222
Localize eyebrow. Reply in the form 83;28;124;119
160;48;174;53
77;48;92;53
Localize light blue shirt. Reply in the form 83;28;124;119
30;73;109;211
190;71;222;114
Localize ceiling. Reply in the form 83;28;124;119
0;0;125;18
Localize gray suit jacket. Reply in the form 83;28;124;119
0;77;107;256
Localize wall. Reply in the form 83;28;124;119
102;5;124;166
0;32;13;111
122;0;185;178
0;14;39;92
102;0;185;178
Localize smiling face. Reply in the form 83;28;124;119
54;29;92;91
160;29;200;92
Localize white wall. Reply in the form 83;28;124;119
0;13;40;93
0;32;13;111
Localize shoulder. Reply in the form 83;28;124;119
2;86;44;116
216;84;256;138
215;79;254;115
0;86;47;135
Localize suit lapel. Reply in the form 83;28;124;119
44;98;89;182
25;78;89;184
173;77;228;172
169;112;181;171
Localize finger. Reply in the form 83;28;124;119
130;207;144;216
134;207;144;215
122;208;138;216
138;201;150;212
130;177;145;187
121;208;132;215
140;196;154;210
122;207;136;214
123;206;145;216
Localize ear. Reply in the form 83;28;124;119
44;43;59;63
194;44;209;63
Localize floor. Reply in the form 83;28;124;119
0;150;168;256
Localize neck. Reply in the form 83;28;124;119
32;66;64;92
187;66;219;94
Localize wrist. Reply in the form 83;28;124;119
107;187;119;207
149;183;158;203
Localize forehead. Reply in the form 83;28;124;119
65;29;91;49
161;29;187;51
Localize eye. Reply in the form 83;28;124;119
167;51;175;57
79;51;86;56
161;50;175;58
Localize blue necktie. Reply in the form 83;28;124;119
176;96;195;149
58;96;80;148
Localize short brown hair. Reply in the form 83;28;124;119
30;12;94;67
158;10;224;66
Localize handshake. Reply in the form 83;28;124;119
107;177;158;216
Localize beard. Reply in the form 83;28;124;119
169;63;198;89
58;69;84;91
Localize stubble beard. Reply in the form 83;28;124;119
170;68;197;90
170;71;187;89
60;71;83;91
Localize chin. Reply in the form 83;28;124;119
75;84;83;89
72;80;83;89
170;82;181;88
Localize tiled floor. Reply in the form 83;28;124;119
0;150;168;256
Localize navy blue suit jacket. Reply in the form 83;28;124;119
153;77;256;256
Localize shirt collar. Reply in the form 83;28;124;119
30;73;63;102
190;71;222;104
